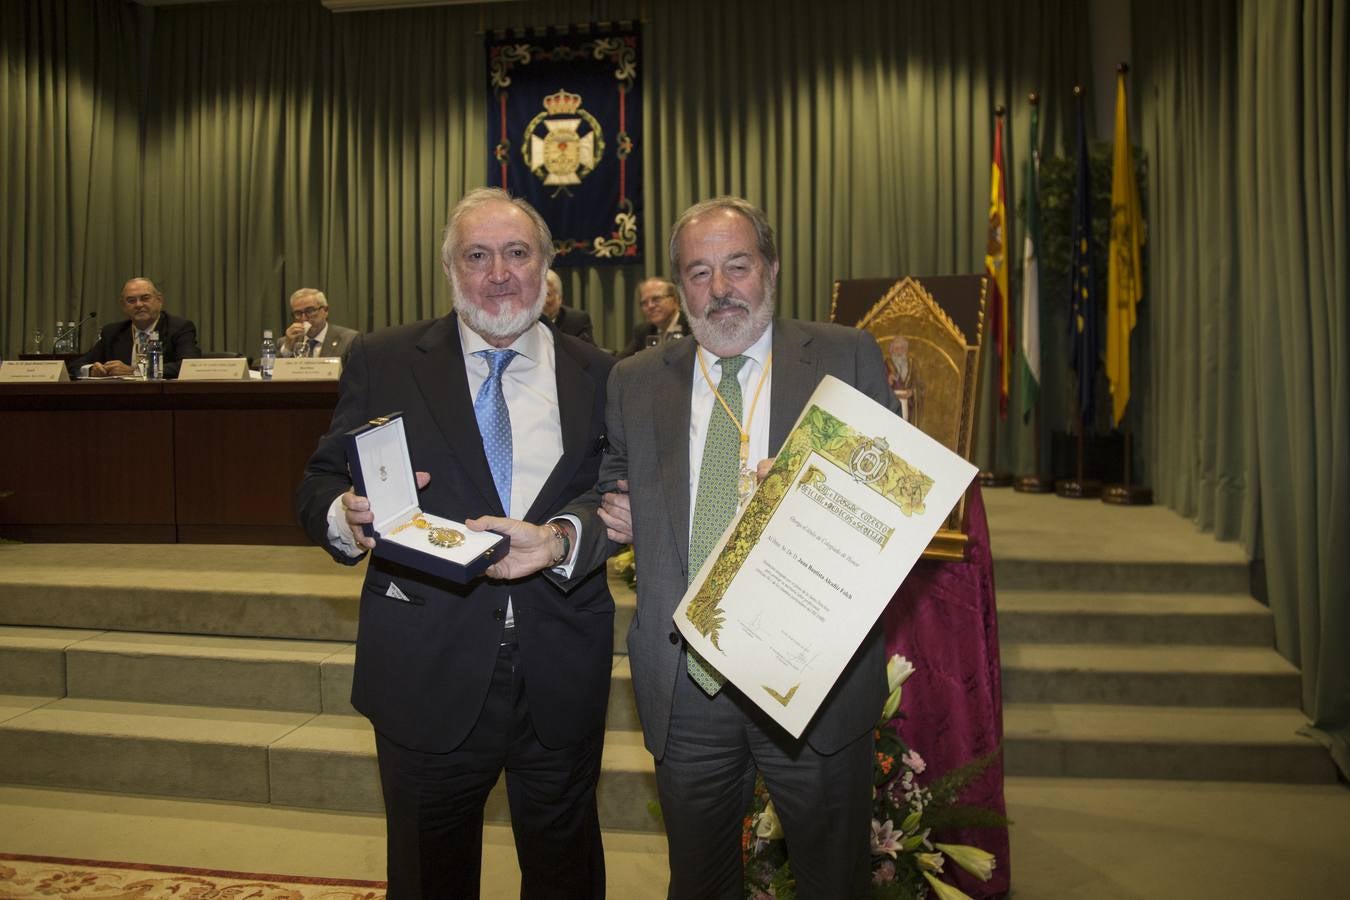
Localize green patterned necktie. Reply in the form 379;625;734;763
686;353;749;696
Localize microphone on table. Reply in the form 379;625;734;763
55;312;98;349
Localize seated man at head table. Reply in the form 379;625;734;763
279;288;359;359
618;276;689;358
68;277;202;379
542;270;596;344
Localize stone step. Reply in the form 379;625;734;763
0;695;662;832
0;626;102;695
993;558;1249;593
1001;643;1301;707
65;632;353;712
0;548;637;656
1003;702;1338;783
268;714;660;831
0;696;313;803
320;652;640;728
996;591;1274;646
1;625;635;726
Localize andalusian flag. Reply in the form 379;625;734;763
1105;69;1145;425
1069;93;1099;426
984;113;1011;418
1019;102;1042;423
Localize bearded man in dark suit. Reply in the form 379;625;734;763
482;197;898;900
296;188;615;899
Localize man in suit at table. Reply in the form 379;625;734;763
68;277;202;378
543;270;596;344
278;288;358;360
617;276;689;357
295;188;616;899
480;197;898;899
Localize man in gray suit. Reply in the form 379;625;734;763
279;288;358;359
482;197;897;899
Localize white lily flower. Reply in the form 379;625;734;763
870;818;902;858
934;842;997;882
879;655;915;722
755;799;784;840
923;871;976;900
888;654;915;690
915;851;945;873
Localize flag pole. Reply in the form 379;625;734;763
1102;63;1152;506
1015;90;1053;493
980;104;1013;488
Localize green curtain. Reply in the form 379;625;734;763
1236;0;1349;777
4;0;1090;366
1134;0;1350;776
0;0;141;357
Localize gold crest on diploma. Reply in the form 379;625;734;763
523;89;606;191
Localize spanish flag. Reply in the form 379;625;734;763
1106;69;1146;425
985;113;1011;418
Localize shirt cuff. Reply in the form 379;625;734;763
325;494;367;559
549;514;582;579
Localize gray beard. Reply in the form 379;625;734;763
452;272;548;343
682;282;775;357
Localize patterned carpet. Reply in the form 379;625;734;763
0;854;386;899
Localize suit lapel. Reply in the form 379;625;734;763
523;336;595;522
411;314;503;515
658;338;697;572
769;319;821;451
109;322;134;365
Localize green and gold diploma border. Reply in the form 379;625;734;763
684;405;935;706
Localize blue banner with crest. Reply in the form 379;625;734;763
486;24;642;267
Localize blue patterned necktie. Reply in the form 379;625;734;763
474;349;517;513
686;353;749;696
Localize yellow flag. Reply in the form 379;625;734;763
984;115;1011;417
1106;70;1145;425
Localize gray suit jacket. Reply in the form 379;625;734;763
281;324;358;359
566;318;898;759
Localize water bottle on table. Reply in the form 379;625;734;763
145;330;164;380
260;330;276;380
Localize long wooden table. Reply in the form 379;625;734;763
0;381;338;544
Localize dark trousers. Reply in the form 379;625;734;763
654;659;874;900
375;640;605;900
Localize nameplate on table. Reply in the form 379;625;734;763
178;358;250;380
272;357;341;381
0;360;70;383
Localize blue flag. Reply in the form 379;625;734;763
1069;95;1099;426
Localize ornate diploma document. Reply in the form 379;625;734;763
674;375;978;737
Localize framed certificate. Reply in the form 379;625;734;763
674;375;978;737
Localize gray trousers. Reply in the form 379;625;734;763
653;655;874;900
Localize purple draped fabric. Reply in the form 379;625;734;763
882;483;1009;898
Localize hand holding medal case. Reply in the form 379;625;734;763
344;413;508;582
